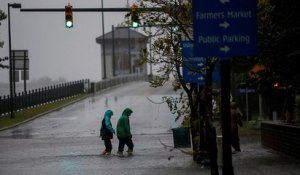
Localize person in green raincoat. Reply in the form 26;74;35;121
116;108;133;156
100;110;115;155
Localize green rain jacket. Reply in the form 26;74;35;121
116;108;133;139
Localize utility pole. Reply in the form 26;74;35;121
101;0;106;79
8;3;22;118
20;7;162;12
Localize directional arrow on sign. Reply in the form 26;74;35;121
220;0;230;5
198;77;204;80
220;45;230;53
198;63;204;67
219;21;230;29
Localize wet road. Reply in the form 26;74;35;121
0;81;179;139
0;81;205;175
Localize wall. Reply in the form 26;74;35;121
261;121;300;159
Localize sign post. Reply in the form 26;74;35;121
192;1;257;175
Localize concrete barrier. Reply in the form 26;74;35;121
261;121;300;159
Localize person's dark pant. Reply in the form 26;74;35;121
117;137;134;152
104;139;112;152
231;130;241;151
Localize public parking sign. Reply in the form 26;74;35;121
192;0;257;57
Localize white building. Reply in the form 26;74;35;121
96;27;148;79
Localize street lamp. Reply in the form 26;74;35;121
8;3;21;118
101;0;106;79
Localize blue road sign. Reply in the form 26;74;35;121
239;88;256;93
192;0;257;57
182;57;206;85
181;41;205;84
181;41;220;84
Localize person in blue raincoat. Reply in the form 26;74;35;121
100;110;115;155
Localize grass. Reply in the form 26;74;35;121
0;94;88;130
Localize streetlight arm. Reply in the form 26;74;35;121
9;3;22;8
20;7;161;12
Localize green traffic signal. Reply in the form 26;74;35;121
172;25;179;32
130;4;139;28
65;20;73;28
131;13;139;28
132;21;139;28
65;4;73;28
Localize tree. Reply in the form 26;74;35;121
132;0;218;164
233;0;300;120
253;0;300;88
0;9;8;69
265;0;300;88
256;0;300;121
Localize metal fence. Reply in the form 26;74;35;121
0;79;88;116
0;74;150;116
90;74;149;93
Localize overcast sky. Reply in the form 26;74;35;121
0;0;139;83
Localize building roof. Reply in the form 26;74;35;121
96;27;148;44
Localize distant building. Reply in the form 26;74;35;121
96;27;148;79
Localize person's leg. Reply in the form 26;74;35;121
125;137;134;153
117;137;125;156
231;131;241;152
235;130;241;151
105;139;112;153
101;139;110;155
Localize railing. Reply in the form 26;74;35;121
0;74;150;116
0;79;89;116
90;74;149;93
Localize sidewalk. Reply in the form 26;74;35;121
114;133;300;175
221;134;300;175
159;132;300;175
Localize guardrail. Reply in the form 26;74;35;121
0;80;89;116
90;74;149;93
0;74;150;116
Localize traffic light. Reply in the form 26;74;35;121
273;82;279;89
171;25;179;33
65;3;73;28
130;4;140;28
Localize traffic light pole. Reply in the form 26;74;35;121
20;7;162;78
8;3;22;118
101;0;107;79
8;4;14;118
20;7;162;12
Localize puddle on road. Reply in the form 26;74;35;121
8;128;34;139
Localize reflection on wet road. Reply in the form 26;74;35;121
0;81;181;139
